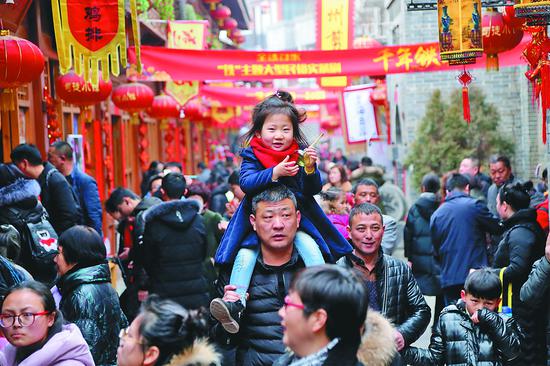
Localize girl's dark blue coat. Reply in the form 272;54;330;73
214;147;352;264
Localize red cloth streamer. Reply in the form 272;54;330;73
540;63;550;144
462;87;471;124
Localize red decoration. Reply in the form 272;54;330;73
211;4;231;26
370;80;388;107
102;116;115;191
457;68;473;124
138;122;149;171
55;71;112;106
44;85;62;144
112;82;154;124
147;94;180;120
230;30;245;45
482;8;524;71
184;98;209;121
204;0;221;11
222;18;238;35
503;6;525;28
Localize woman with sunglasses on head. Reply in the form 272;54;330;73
117;295;220;366
0;280;94;365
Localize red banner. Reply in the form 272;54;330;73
128;37;528;82
200;85;340;106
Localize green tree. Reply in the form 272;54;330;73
405;87;514;188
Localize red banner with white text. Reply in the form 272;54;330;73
128;37;528;82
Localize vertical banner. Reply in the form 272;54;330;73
438;0;483;65
342;85;379;144
166;21;208;105
317;0;354;88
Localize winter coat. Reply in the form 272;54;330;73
164;339;220;366
520;256;550;366
487;175;519;217
140;199;209;309
404;192;441;296
493;208;546;365
211;249;305;366
214;147;352;264
273;340;363;366
381;214;398;255
0;323;95;366
69;167;102;236
209;183;229;216
327;213;350;239
430;191;501;288
57;263;128;366
37;162;82;235
338;252;431;351
357;311;397;366
403;300;522;366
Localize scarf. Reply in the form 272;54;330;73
288;338;340;366
249;136;300;169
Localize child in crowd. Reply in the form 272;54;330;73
403;268;522;366
210;91;352;333
320;187;350;239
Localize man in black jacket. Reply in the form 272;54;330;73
11;143;81;235
211;186;310;366
339;203;430;365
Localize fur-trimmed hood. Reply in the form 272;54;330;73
142;199;200;229
357;311;397;366
165;339;220;366
0;178;40;208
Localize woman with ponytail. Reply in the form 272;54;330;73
117;295;219;366
493;182;546;365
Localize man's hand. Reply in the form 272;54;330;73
118;247;130;260
303;147;318;171
273;155;299;181
545;231;550;263
218;220;229;231
222;285;249;303
394;330;405;351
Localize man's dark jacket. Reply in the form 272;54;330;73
69;167;103;236
430;191;501;288
37;162;81;234
273;340;363;366
212;249;305;366
140;199;209;309
338;252;431;353
403;300;521;365
404;192;441;296
57;263;128;366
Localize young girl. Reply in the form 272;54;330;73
211;91;352;333
320;187;350;239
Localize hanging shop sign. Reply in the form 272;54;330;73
128;37;527;82
316;0;353;88
342;84;380;144
200;85;339;106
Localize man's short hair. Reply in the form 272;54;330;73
445;173;469;192
162;173;187;199
197;162;207;170
105;187;140;213
421;173;440;193
349;203;383;226
464;268;502;300
361;157;373;167
291;265;368;345
10;144;43;166
467;157;480;169
489;155;511;169
251;185;297;215
352;178;379;194
165;161;183;173
186;182;211;203
228;170;240;186
51;141;74;160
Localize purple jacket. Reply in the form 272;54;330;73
0;323;95;366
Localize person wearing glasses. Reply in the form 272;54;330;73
55;225;127;366
117;295;220;366
0;280;94;365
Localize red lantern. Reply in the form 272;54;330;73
203;0;221;11
230;30;245;45
55;71;112;106
222;18;238;34
370;82;388;107
211;5;231;27
482;8;524;71
320;119;339;130
112;82;154;124
147;94;180;128
503;5;525;28
0;31;45;110
183;98;202;120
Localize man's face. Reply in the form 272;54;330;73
459;158;478;177
490;161;511;187
348;212;384;257
250;198;301;253
13;160;35;179
116;197;138;219
278;291;319;357
460;290;500;316
47;148;64;171
354;185;380;206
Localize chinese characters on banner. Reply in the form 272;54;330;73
51;0;130;85
166;21;208;105
342;85;379;144
317;0;353;88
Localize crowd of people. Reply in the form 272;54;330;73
0;90;548;366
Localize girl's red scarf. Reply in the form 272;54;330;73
249;136;300;169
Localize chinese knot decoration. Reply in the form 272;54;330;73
112;82;154;124
44;85;62;144
482;8;524;71
51;0;142;86
458;68;473;124
437;0;483;65
55;71;112;106
0;30;45;111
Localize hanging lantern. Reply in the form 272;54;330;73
211;4;231;27
320;119;339;130
222;18;238;35
370;81;388;107
0;30;45;110
437;0;483;65
203;0;221;11
183;98;202;120
147;94;180;129
112;82;154;124
503;5;525;28
55;71;112;106
230;30;246;45
482;9;524;71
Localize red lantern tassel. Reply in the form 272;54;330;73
540;62;550;144
462;86;471;124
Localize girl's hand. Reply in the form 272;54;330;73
303;147;318;170
273;155;299;180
